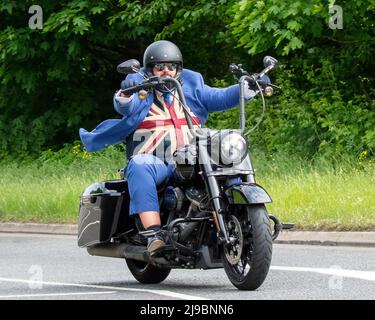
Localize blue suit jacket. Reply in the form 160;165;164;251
79;68;241;152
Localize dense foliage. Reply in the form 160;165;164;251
229;0;375;158
0;0;374;160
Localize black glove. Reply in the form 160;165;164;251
246;77;258;91
121;79;139;90
247;74;271;90
244;75;272;99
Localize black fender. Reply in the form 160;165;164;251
224;183;272;205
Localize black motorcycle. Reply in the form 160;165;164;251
77;57;293;290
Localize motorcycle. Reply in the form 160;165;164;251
77;56;293;290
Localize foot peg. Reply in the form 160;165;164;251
269;214;294;241
281;223;295;230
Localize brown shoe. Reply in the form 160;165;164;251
147;236;166;253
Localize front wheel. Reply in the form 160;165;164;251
222;204;272;290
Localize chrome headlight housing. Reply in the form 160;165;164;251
221;132;247;165
210;130;248;167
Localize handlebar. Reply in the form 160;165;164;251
236;61;278;136
120;82;155;96
120;76;195;130
118;57;278;137
120;76;163;96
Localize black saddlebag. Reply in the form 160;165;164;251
77;179;130;247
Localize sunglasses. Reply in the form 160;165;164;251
153;62;178;71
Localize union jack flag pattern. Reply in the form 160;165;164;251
125;91;201;162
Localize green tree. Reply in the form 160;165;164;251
229;0;375;158
0;0;239;158
1;0;374;160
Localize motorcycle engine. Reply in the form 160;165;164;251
162;186;185;211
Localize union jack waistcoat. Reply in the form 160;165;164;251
125;90;201;163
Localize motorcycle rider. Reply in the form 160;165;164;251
79;40;267;253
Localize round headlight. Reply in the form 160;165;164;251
220;132;247;165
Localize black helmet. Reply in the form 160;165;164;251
143;40;183;80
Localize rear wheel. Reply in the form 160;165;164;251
222;204;272;290
125;259;171;284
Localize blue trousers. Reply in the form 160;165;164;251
125;154;175;216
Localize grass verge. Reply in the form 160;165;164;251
257;155;375;230
0;146;374;230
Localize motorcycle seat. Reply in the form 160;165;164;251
105;178;169;194
105;179;128;192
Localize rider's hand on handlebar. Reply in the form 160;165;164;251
121;79;139;90
244;80;258;99
244;74;271;99
258;74;271;88
247;74;271;90
120;79;139;97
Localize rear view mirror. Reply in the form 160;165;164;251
117;59;141;74
263;56;278;69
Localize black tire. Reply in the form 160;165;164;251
222;204;272;290
125;259;171;284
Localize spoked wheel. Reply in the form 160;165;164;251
222;204;273;290
125;259;171;284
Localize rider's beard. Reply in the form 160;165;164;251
160;73;174;78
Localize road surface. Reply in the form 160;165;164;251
0;233;374;300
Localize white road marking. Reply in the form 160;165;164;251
0;291;115;299
0;277;208;300
271;266;375;281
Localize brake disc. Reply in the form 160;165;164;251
224;215;243;265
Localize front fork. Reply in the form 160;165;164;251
198;141;231;244
198;141;288;243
